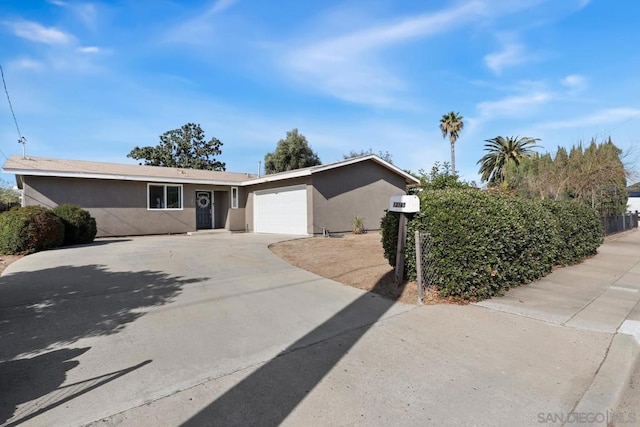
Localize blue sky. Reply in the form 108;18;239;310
1;0;639;184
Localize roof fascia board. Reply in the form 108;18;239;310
3;169;240;186
3;154;419;186
241;168;312;186
312;155;420;184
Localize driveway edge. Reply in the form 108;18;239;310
570;320;640;422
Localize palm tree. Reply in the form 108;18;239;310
439;112;464;173
477;136;540;185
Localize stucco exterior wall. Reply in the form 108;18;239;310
244;177;313;233
311;160;406;234
225;186;246;231
18;159;410;237
213;190;229;229
22;176;232;237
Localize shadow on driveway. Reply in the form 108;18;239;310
183;271;405;426
0;264;205;425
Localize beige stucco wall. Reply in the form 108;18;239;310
311;161;407;234
23;176;233;237
224;186;247;231
20;160;408;237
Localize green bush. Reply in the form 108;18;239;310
419;190;558;299
0;206;64;254
51;204;97;245
380;209;400;267
541;199;603;265
381;189;605;301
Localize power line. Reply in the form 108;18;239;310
594;111;640;141
1;63;25;159
0;64;23;140
604;112;640;135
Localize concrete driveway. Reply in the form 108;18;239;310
0;233;625;426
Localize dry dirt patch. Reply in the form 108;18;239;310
269;232;421;305
0;255;23;276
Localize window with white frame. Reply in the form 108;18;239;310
231;187;238;209
148;184;183;210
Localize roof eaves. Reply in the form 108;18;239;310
241;168;312;185
311;155;420;184
2;169;241;186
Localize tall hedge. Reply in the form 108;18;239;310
51;204;97;245
381;189;603;301
540;199;603;265
0;206;64;254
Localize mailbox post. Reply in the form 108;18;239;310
389;195;420;285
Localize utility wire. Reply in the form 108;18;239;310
597;112;640;140
1;63;25;160
0;64;23;141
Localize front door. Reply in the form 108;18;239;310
196;191;213;229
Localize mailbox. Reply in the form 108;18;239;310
389;195;420;213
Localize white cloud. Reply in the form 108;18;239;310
45;0;99;29
561;74;587;93
477;91;553;118
209;0;239;14
164;0;240;43
281;1;487;107
536;108;640;130
6;20;74;44
9;58;44;70
302;1;485;54
484;42;536;74
77;46;101;54
74;3;98;29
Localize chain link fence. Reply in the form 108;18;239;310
601;212;639;235
415;231;438;304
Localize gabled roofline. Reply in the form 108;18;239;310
2;169;239;186
3;154;419;186
241;168;312;185
243;155;419;185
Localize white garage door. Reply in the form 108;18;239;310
254;185;308;235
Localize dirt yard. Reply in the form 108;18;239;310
269;232;421;305
0;255;22;276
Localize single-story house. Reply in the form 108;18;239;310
628;191;640;213
2;154;419;237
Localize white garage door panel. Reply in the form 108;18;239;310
254;185;308;235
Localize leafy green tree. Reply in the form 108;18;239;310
343;148;393;164
477;136;539;185
439;111;464;173
504;138;629;215
412;162;474;192
0;180;20;207
128;123;225;171
264;129;321;174
569;138;627;214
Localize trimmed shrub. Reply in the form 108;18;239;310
0;206;64;254
381;189;606;301
380;209;401;267
51;204;97;245
541;199;603;265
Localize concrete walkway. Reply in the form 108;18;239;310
476;230;640;423
0;231;639;426
477;231;640;333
